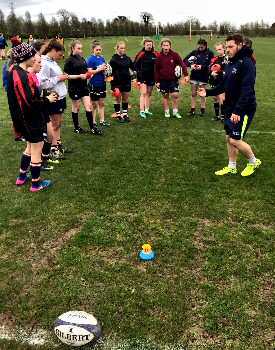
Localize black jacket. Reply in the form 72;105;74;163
64;54;88;91
109;53;136;89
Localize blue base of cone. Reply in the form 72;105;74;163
139;251;155;260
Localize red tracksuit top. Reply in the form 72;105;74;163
154;49;188;83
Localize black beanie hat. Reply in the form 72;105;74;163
12;42;36;63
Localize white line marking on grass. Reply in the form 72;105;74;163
0;329;188;349
0;328;53;346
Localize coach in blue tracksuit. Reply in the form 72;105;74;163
198;33;261;177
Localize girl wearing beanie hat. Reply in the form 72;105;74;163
37;39;69;159
7;43;58;191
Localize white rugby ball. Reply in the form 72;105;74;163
104;63;112;77
54;310;101;347
175;65;183;78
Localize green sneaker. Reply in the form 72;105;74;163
215;166;237;175
165;112;170;118
140;111;146;119
241;159;261;177
145;109;153;116
173;112;182;119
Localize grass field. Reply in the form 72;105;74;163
0;36;274;350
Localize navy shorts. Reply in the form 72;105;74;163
69;86;89;100
159;79;179;93
224;111;255;140
89;85;106;101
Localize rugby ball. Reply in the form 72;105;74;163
175;65;183;78
211;63;221;72
104;63;112;77
187;55;197;65
54;310;101;347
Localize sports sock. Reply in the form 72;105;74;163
57;140;63;151
85;111;94;129
214;102;220;116
30;162;42;188
165;109;169;114
122;102;128;116
114;103;121;118
42;140;52;161
229;162;237;169
249;155;257;165
221;103;226;118
18;152;31;179
72;112;80;129
200;108;205;113
173;109;178;114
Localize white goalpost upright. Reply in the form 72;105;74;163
190;29;213;42
155;23;160;40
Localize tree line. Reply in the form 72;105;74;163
0;8;274;39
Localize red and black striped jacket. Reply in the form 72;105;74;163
7;65;49;139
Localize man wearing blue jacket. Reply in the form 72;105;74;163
198;33;261;177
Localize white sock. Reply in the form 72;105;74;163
165;109;169;114
173;109;178;114
229;162;236;169
249;155;257;165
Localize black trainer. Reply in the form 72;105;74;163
90;127;102;135
212;116;221;121
188;110;196;116
123;115;131;122
117;116;125;123
74;127;87;133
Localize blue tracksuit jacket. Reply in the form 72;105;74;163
206;46;256;117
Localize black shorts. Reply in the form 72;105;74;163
15;123;46;143
159;79;179;93
44;97;67;115
23;132;45;143
224;109;256;140
139;73;155;86
116;81;132;93
0;45;6;50
69;85;90;100
89;85;106;101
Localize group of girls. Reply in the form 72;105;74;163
7;35;228;192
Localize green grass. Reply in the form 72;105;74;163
0;36;274;350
